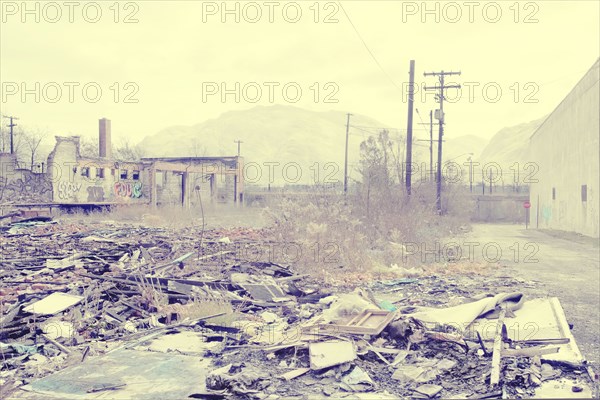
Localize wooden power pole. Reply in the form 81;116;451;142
344;113;352;194
424;70;461;214
405;60;415;195
429;110;433;182
2;115;19;155
234;140;243;156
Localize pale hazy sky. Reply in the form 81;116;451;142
1;0;598;146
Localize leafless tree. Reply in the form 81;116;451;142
21;128;49;170
79;136;99;158
10;126;28;169
191;138;208;157
113;138;145;161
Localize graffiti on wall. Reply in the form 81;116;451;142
87;186;105;202
0;174;53;202
114;182;142;198
57;181;82;200
541;205;552;224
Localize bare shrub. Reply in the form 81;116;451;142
264;130;472;284
263;191;372;282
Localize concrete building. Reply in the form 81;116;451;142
529;58;600;238
41;119;244;207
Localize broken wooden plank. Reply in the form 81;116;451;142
150;252;195;273
365;342;391;365
275;274;309;283
279;367;310;381
197;250;233;261
503;345;561;358
86;383;126;393
490;307;507;386
316;309;395;335
0;304;21;326
0;212;22;220
42;333;72;354
367;346;406;354
513;338;570;345
263;342;307;353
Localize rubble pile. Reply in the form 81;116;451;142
0;217;597;399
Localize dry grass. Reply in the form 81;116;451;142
264;184;473;285
421;260;495;276
263;193;373;276
57;204;207;229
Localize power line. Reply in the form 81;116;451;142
416;108;435;181
350;126;391;135
339;3;404;93
349;126;406;140
349;125;428;133
350;125;404;131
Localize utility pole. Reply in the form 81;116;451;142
416;109;437;182
2;115;19;155
482;169;485;195
405;60;415;195
429;110;433;182
424;70;461;214
344;113;352;194
468;157;473;193
234;140;243;156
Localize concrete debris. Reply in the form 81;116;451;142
391;357;456;384
42;320;74;340
0;220;594;399
261;311;279;324
309;340;357;370
206;363;271;395
320;288;379;323
341;366;374;391
23;293;84;315
414;383;443;398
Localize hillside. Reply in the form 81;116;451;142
137;106;551;188
479;116;547;168
141;106;391;185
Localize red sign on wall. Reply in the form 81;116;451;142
523;201;531;209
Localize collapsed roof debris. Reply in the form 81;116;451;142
0;216;597;399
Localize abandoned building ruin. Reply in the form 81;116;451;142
1;118;244;208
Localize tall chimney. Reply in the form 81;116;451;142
99;118;112;158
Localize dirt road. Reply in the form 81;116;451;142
465;223;600;367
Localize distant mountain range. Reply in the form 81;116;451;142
138;105;545;186
140;105;395;185
479;116;547;168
